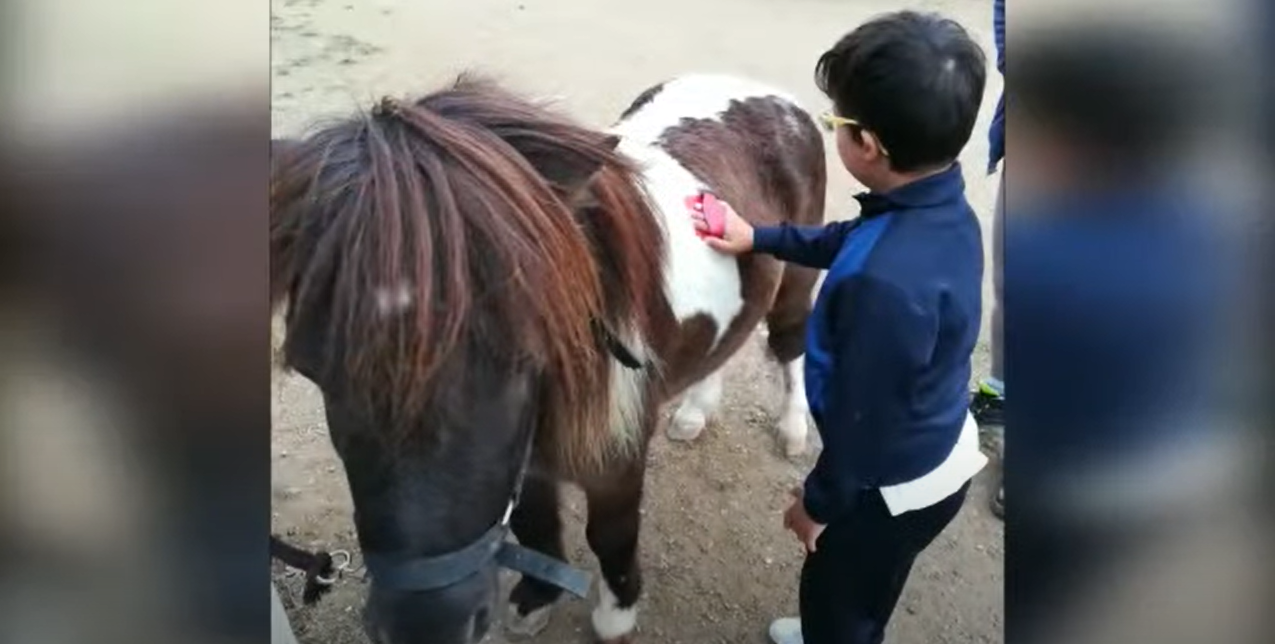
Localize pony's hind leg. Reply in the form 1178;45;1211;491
667;370;723;442
505;476;565;638
583;459;646;643
767;265;817;457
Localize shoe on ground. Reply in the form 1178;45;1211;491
979;377;1005;398
769;617;802;644
970;379;1005;427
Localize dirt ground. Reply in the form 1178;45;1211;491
270;0;1005;642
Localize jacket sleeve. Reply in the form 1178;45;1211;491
752;221;858;269
801;274;939;524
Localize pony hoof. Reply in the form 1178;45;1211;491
504;603;554;639
778;413;809;457
667;410;706;442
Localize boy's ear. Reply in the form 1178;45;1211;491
860;130;887;163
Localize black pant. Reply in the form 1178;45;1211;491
799;482;971;644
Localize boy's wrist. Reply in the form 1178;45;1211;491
751;225;780;254
801;477;835;525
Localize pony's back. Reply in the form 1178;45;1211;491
610;74;826;397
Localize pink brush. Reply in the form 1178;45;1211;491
685;192;726;239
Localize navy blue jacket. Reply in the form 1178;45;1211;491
988;0;1005;173
753;164;983;524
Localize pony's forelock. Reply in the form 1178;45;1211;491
270;78;665;471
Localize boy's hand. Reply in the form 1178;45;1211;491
783;487;826;553
691;199;754;254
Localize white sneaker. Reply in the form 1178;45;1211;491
768;617;803;644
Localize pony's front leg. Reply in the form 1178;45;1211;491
584;460;645;643
667;370;723;442
505;475;566;638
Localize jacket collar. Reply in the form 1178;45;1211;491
853;162;965;217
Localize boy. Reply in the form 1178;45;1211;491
693;12;988;644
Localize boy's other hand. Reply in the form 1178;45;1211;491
691;199;754;254
783;487;826;553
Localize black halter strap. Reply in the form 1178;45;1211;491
592;319;647;370
360;524;592;598
361;396;594;597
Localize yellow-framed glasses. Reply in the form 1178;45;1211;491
818;111;890;157
818;112;861;131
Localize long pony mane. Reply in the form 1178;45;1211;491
270;76;664;471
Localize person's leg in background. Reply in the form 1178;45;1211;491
989;172;1005;518
991;176;1004;395
982;0;1007;521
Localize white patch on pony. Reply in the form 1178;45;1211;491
777;356;810;456
608;327;650;446
612;74;802;147
612;140;743;348
374;283;413;316
610;75;806;350
668;370;723;442
591;582;638;642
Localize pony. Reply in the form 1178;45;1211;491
270;73;825;644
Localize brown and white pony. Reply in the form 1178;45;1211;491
270;74;825;644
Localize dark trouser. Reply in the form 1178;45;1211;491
799;482;971;644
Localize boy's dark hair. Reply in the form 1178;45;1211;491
816;11;987;173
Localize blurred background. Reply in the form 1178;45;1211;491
2;1;269;643
1005;1;1271;643
0;0;1269;643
